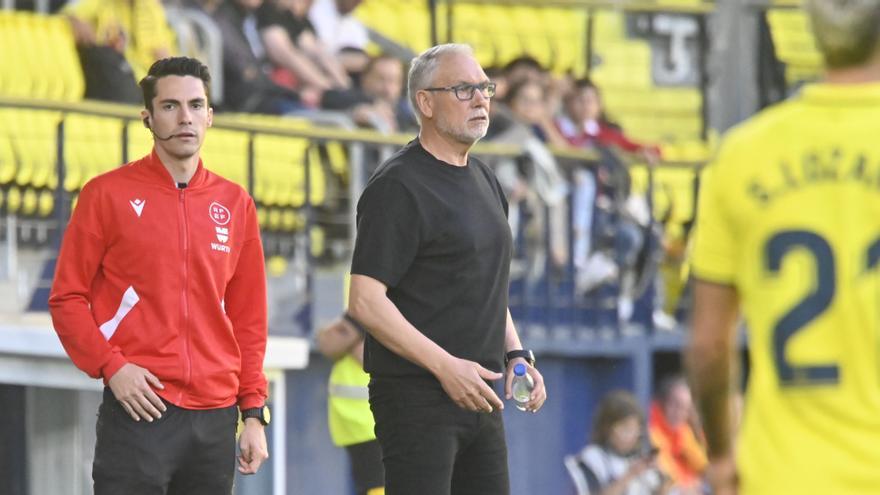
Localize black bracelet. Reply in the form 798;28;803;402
342;312;367;337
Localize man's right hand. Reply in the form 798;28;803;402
435;356;504;413
108;363;167;422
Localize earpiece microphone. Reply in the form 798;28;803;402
143;117;176;141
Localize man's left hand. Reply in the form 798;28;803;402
504;359;547;412
238;419;269;475
706;454;738;495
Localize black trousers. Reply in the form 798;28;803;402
346;439;385;495
93;387;238;495
369;376;510;495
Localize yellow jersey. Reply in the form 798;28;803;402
691;82;880;495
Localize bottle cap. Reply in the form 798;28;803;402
514;363;526;376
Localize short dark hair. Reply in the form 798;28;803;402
591;390;644;449
139;57;212;112
504;78;545;106
363;53;402;76
568;77;599;97
503;55;543;75
655;374;688;405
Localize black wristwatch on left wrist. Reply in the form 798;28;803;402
241;405;271;426
505;349;535;367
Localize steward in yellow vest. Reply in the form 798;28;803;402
316;313;384;495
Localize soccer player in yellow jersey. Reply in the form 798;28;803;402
687;1;880;494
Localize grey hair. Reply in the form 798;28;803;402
806;0;880;68
407;44;474;124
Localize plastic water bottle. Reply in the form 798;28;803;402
511;363;534;411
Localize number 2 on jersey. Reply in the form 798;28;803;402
765;231;880;387
765;230;839;387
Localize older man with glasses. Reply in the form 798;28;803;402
347;43;547;495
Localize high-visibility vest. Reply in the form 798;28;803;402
328;354;375;447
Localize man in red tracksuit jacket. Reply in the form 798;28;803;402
49;57;270;495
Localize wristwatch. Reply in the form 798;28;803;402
241;405;271;426
505;349;535;367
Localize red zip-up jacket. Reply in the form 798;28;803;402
49;150;268;410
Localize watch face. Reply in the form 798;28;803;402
243;406;270;425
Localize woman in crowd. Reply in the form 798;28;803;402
564;390;671;495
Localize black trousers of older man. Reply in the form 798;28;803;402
369;376;510;495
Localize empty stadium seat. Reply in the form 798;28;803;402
766;9;822;85
63;114;125;191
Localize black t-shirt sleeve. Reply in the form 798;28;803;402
351;177;421;288
300;17;316;36
255;1;281;29
481;161;509;218
494;173;509;218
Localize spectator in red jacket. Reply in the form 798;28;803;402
556;77;661;162
49;57;270;494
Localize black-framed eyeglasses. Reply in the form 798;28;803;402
423;82;497;101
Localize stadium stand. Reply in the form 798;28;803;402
0;1;830;494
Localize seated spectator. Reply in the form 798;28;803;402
556;78;661;162
321;54;416;133
648;375;707;495
490;79;569;276
308;0;369;74
558;79;662;323
564;390;671;495
503;55;546;86
65;0;175;102
486;55;549;140
202;0;304;115
257;0;351;99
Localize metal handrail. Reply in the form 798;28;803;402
437;0;717;14
0;96;612;161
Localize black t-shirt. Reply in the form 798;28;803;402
351;139;512;377
256;1;315;43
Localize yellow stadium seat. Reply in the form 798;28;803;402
257;206;268;227
64;114;125;190
38;190;54;217
280;209;298;232
6;186;21;213
21;187;38;216
47;15;85;101
201;129;249;188
267;207;282;231
0;119;17;185
248;114;325;209
324;141;348;180
766;9;823;84
310;225;324;258
127;120;154;160
10;109;60;189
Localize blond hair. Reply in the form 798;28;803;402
806;0;880;68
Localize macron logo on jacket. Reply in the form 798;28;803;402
129;198;146;217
